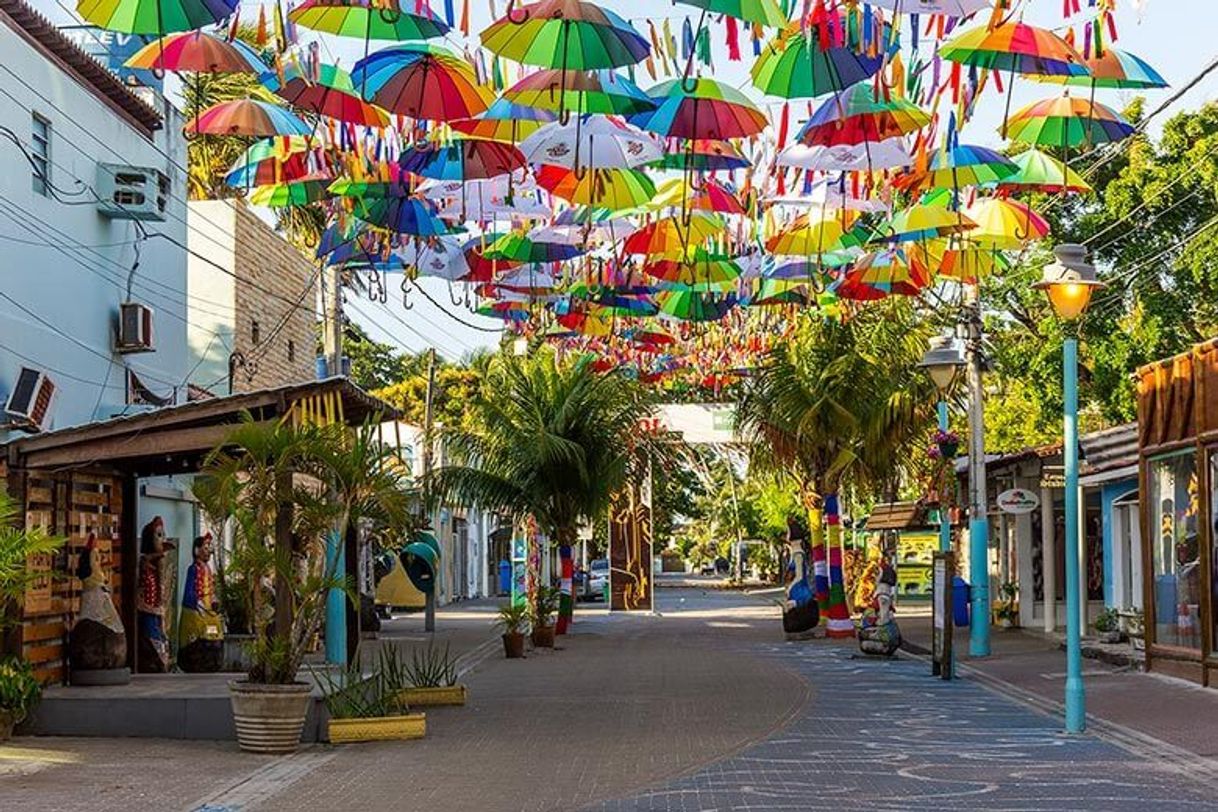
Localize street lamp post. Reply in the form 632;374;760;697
919;335;966;554
1034;243;1104;734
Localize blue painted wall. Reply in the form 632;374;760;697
1100;477;1138;607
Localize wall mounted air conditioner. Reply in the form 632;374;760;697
96;163;169;221
5;367;55;432
116;301;154;353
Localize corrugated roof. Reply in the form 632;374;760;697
864;501;928;531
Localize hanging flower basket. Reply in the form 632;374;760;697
933;429;961;460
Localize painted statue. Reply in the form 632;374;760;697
782;516;818;635
136;517;174;673
177;533;224;672
859;557;901;656
68;533;128;678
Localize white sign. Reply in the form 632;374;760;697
997;488;1041;515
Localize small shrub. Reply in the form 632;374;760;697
403;642;457;688
0;657;41;724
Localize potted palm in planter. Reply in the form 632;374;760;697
195;416;410;754
399;641;466;706
995;581;1020;629
497;601;528;658
530;586;560;648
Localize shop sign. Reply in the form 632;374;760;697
997;488;1040;514
1039;465;1065;489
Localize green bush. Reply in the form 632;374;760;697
0;657;40;724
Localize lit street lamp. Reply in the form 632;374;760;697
919;334;966;554
1034;243;1104;734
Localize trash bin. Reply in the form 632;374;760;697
498;560;512;595
952;576;971;627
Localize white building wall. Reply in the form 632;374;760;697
0;17;189;434
185;201;236;394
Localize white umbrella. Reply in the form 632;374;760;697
425;174;553;221
865;0;991;16
778;138;912;172
767;178;890;214
520;115;662;170
394;236;469;281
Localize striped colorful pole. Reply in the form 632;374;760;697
824;494;856;638
556;544;574;635
809;498;830;614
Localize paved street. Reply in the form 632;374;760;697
0;587;1215;811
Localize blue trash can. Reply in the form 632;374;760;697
952;576;971;627
498;560;512;595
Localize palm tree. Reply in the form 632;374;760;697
738;302;938;635
433;349;670;620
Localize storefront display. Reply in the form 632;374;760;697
1148;453;1200;649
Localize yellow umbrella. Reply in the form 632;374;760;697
910;240;1007;284
870;203;976;244
537;165;655;211
766;216;848;256
624;213;726;257
963;198;1050;250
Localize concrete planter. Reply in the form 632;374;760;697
398;685;466;707
228;681;311;754
327;713;425;744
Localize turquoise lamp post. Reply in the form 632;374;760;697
1034;244;1104;734
919;335;967;553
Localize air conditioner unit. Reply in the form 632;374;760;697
96;163;169;221
116;301;154;353
5;367;55;432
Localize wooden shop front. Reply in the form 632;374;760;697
1136;338;1218;687
1;379;393;685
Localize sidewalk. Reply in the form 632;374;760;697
899;616;1218;762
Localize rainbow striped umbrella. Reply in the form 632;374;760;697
648;139;751;171
289;0;449;42
125;30;265;72
766;217;851;257
450;98;556;143
399;138;526;181
77;0;237;35
351;43;492;121
503;69;655;115
752;12;895;99
939;22;1088;77
481;0;649;70
261;64;389;127
624;214;725;258
910;241;1007;284
185;99;311;137
677;0;786;27
909;144;1018;192
870;203;976;243
795;82;929;147
650;178;746;215
1036;48;1167;90
993;149;1092;195
841;248;928;297
657;290;738;322
963;198;1049;249
536;165;656;210
1005;95;1135;148
225;136;316;186
643;250;742;285
632;78;767;140
484;233;585;263
355;197;454;236
249;178;331;208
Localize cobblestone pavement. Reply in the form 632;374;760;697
1;589;1216;812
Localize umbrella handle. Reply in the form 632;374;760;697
379;7;402;24
506;0;530;24
400;276;414;310
680;74;699;94
559;107;572;126
573;164;588;180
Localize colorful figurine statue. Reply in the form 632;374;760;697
178;533;224;672
782;515;819;635
136;517;174;673
68;533;129;683
859;557;901;656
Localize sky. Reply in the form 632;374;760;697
32;0;1218;361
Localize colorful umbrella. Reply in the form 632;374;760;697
750;278;811;307
870;203;976;243
866;0;991;16
650;178;746;215
450;98;556;143
1035;47;1168;90
261;64;389;127
1005;95;1135;148
779;137;912;171
910;241;1007;284
481;0;649;70
795;82;929;147
752;13;894;99
842;248;928;296
289;0;450;42
185;99;312;137
678;0;786;27
77;0;237;35
643;250;742;285
484;232;586;263
766;217;850;256
624;214;726;257
963;198;1049;249
503;69;655;115
225;136;317;186
632;78;767;140
520;115;661;170
461;233;522;281
356;196;454;236
993;148;1092;195
938;22;1088;77
657;290;738;322
399;139;526;181
351;43;492;121
649;139;751;171
907;144;1018;192
536;165;656;210
124;30;265;73
249;178;331;208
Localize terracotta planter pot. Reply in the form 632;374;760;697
398;685;466;707
228;681;311;754
327;712;425;744
531;624;556;648
503;632;525;658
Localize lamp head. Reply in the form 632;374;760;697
918;334;966;395
1034;243;1104;321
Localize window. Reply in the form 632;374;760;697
31;114;50;196
251;320;261;346
1210;451;1218;652
287;339;296;362
1148;452;1200;649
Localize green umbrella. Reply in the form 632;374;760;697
77;0;237;35
248;178;331;208
752;13;894;99
677;0;786;27
481;0;650;70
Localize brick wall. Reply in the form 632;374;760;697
230;202;317;393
